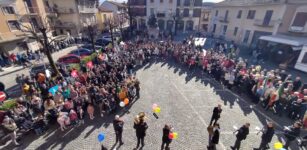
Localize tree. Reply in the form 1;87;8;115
104;16;121;47
17;15;62;76
82;23;98;51
147;14;157;28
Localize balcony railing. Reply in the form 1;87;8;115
289;26;306;33
53;22;76;28
218;16;229;23
156;13;166;18
26;7;39;15
54;7;75;14
78;6;97;13
254;19;275;27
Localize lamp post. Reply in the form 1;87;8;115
170;11;182;36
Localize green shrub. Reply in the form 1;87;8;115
0;99;17;111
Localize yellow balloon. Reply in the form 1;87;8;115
154;107;161;113
173;132;178;139
274;142;283;149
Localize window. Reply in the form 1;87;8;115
212;24;216;33
177;0;181;6
215;10;218;17
237;10;242;19
247;10;256;19
263;10;273;26
292;12;307;27
193;9;201;17
224;10;229;20
194;0;202;6
222;25;227;35
243;30;251;43
150;0;154;3
183;9;189;17
302;53;307;64
160;0;163;2
150;8;154;15
233;27;238;36
8;20;20;30
184;0;190;6
2;6;15;14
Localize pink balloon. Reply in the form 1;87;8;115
152;103;158;110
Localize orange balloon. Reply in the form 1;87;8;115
124;98;129;105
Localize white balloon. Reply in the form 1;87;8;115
119;101;125;107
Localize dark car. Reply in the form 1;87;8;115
80;44;102;51
69;48;93;58
57;54;81;64
29;63;51;77
95;39;111;47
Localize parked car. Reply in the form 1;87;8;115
69;48;93;58
95;39;111;47
80;44;102;51
57;54;81;64
30;63;51;77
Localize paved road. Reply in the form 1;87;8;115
1;58;302;150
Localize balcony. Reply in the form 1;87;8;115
218;16;229;23
45;7;57;17
54;7;75;14
254;19;275;27
25;7;39;15
78;6;97;14
289;26;307;33
156;13;166;18
53;22;76;28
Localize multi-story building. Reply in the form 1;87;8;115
45;0;98;37
209;0;307;69
128;0;203;33
200;2;214;33
176;0;203;33
100;1;129;29
96;6;113;31
209;0;307;47
128;0;147;29
0;0;47;53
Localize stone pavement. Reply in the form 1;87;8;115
0;59;303;150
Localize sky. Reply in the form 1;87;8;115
99;0;224;4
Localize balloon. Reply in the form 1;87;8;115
274;142;283;149
173;132;178;139
97;133;105;142
37;73;46;83
152;103;158;110
86;61;93;69
168;133;174;139
48;85;59;95
154;107;161;113
119;101;125;107
124;98;129;105
71;70;78;78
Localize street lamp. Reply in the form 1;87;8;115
169;10;182;35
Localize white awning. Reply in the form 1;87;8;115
259;35;307;47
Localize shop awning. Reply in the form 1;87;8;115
259;34;307;47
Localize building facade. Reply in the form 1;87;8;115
96;6;113;31
129;0;203;33
45;0;97;37
0;0;47;53
200;2;214;33
209;0;307;47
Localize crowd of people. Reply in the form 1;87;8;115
0;35;306;149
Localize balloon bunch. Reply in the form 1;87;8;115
274;142;285;150
119;98;129;107
168;132;178;140
152;103;161;113
97;133;105;142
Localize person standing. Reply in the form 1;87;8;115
134;112;148;149
231;123;250;150
283;122;301;149
113;115;124;145
1;116;20;146
254;122;275;150
161;124;172;150
207;125;214;149
210;104;222;126
209;123;220;150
